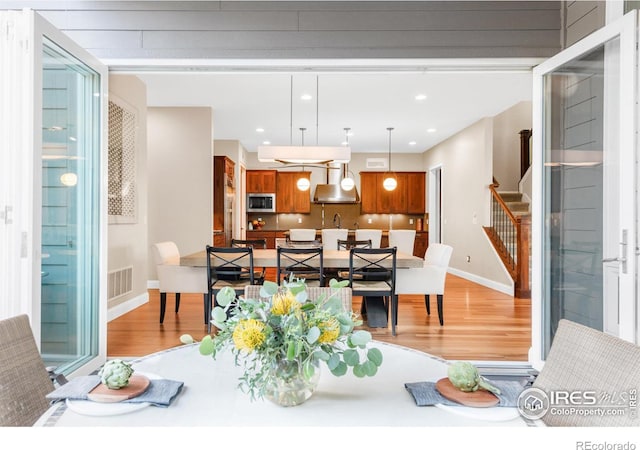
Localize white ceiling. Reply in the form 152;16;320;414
134;69;533;155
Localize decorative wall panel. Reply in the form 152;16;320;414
108;100;137;223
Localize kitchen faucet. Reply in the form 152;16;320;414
333;213;342;228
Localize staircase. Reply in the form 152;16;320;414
484;186;531;298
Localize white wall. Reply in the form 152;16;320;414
147;107;213;280
108;75;149;313
492;101;532;191
423;117;513;291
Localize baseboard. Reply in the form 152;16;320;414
147;279;159;289
107;292;149;322
447;267;514;296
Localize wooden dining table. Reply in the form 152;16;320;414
181;248;424;328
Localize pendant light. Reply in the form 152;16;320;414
296;127;311;191
340;127;355;191
383;127;397;191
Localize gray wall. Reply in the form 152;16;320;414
2;1;562;59
108;75;149;311
147;107;213;279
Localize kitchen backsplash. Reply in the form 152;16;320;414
248;204;428;231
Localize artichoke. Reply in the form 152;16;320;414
447;361;501;395
99;359;134;389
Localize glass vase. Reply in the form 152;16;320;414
264;358;320;407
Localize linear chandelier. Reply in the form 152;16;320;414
257;75;351;165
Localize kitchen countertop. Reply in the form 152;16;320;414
247;229;428;234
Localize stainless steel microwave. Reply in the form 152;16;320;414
247;193;276;212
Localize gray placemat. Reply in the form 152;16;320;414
46;374;184;408
405;379;525;407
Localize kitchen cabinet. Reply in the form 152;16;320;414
276;171;310;213
414;232;429;258
246;170;277;193
246;230;286;249
359;171;424;214
406;172;426;214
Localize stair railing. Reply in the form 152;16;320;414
486;183;530;298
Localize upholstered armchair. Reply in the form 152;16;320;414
151;241;208;324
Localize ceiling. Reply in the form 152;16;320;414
134;68;533;156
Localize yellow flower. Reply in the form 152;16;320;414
232;319;266;353
271;290;300;316
318;317;340;344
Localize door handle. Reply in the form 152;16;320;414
602;229;628;274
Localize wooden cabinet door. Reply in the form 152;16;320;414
359;172;378;213
406;172;426;214
276;172;310;213
377;173;407;213
414;232;429;258
246;170;277;193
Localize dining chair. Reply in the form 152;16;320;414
337;239;372;250
0;314;55;426
206;245;259;333
321;228;349;250
347;247;398;335
289;228;317;241
231;238;268;284
277;246;324;287
283;237;323;248
355;229;382;248
388;229;416;255
151;241;208;324
395;243;453;326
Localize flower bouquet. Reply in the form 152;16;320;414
181;278;383;406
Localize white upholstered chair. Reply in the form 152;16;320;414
289;228;317;241
151;241;208;324
321;228;349;250
355;229;382;248
388;229;416;255
395;243;453;326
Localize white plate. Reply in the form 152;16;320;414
434;403;521;422
65;372;159;417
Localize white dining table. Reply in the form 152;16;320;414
35;341;529;427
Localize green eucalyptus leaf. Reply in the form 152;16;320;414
330;361;348;377
179;334;194;345
367;348;384;367
306;326;321;344
260;280;279;296
343;349;360;366
327;353;340;370
349;330;372;347
300;302;315;312
312;349;330;361
352;364;366;378
362;360;378;377
329;278;350;289
199;335;214;356
216;287;236;307
212;306;227;324
286;341;296;360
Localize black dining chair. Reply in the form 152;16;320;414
231;238;268;284
277;246;324;287
347;247;398;336
205;245;259;333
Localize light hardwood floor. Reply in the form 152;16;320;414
108;273;531;361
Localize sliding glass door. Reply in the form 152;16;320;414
0;9;107;376
531;11;638;365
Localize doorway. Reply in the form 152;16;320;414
428;165;443;244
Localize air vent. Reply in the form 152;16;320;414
108;266;133;301
366;158;388;169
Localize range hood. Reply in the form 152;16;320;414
313;163;360;204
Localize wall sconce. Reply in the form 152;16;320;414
60;172;78;187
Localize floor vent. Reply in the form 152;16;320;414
108;266;133;301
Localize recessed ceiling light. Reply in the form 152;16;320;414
341;141;348;146
427;128;437;133
300;94;312;101
262;140;271;145
409;141;417;146
415;94;427;101
256;128;265;133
